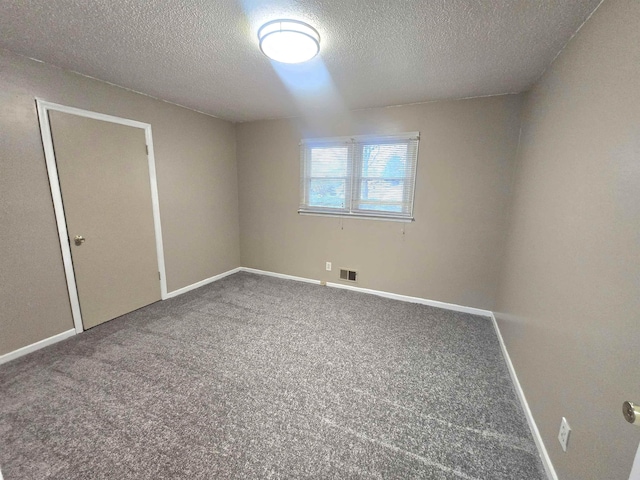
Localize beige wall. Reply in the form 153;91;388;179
236;95;523;310
495;0;640;478
0;49;240;356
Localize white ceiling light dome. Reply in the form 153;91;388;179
258;19;320;64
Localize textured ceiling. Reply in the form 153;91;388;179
0;0;601;122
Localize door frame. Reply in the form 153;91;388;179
36;99;168;334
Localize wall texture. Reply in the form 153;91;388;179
236;95;523;310
494;0;640;478
0;49;240;356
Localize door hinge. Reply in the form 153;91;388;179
158;271;161;280
146;145;149;155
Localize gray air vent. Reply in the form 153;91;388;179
339;268;357;282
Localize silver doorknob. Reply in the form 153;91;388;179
623;401;640;425
74;235;86;246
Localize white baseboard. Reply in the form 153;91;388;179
0;329;76;366
239;267;492;317
325;281;492;317
165;267;242;299
240;267;323;286
490;313;557;480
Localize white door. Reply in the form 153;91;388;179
48;110;162;329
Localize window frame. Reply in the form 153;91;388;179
299;132;420;222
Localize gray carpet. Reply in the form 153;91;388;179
0;272;546;479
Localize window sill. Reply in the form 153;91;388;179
298;210;414;223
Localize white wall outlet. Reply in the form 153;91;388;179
558;417;571;452
326;262;332;271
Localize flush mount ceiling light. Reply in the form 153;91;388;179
258;19;320;64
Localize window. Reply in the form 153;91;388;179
299;132;419;220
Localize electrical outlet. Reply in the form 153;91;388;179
326;262;332;271
558;417;571;452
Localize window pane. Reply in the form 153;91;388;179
356;179;404;213
359;179;404;202
358;203;402;213
361;144;408;178
310;146;349;177
308;178;346;208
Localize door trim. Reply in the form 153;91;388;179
36;99;168;334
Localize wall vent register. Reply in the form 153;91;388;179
339;269;357;282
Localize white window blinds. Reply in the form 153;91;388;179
299;132;419;220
